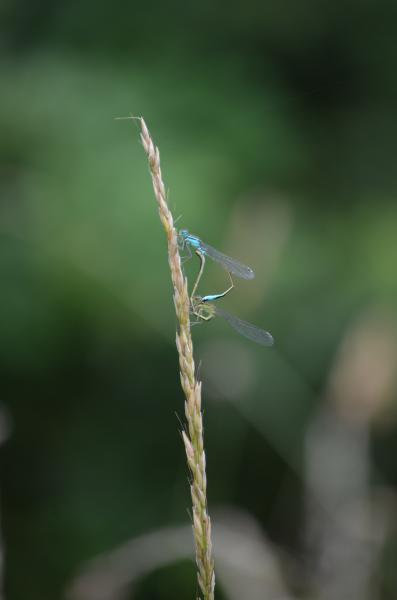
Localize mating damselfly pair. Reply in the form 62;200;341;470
178;230;274;347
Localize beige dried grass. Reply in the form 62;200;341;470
139;118;215;600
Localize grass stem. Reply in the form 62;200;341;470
139;118;215;600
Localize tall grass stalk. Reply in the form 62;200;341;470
139;118;215;600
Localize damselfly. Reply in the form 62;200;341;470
179;229;255;280
191;294;274;347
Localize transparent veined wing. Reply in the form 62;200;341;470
215;306;273;346
200;241;255;280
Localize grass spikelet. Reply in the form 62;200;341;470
139;117;215;600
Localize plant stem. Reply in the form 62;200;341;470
139;118;215;600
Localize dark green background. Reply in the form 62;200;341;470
1;1;397;599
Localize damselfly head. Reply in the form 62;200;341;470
191;296;216;322
177;228;188;249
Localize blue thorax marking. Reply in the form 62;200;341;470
187;236;201;250
180;230;202;250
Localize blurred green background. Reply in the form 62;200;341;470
1;1;397;599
